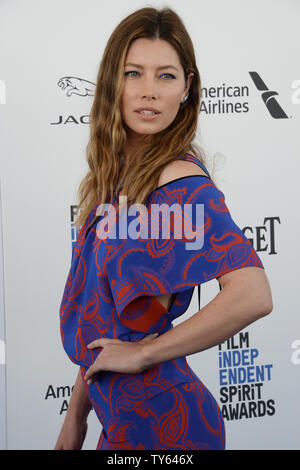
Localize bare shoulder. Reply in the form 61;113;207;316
158;156;208;187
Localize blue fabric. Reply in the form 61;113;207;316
59;153;264;449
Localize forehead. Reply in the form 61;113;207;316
125;38;182;68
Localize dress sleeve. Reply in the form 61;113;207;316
104;176;264;333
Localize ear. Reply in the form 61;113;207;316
182;72;194;100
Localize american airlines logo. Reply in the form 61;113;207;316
249;72;288;119
200;71;290;119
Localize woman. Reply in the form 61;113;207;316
55;7;273;450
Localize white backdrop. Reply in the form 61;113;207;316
0;0;299;450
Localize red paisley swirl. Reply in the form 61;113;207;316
68;253;87;299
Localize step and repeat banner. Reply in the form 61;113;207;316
0;0;299;450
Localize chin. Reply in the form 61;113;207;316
129;127;163;137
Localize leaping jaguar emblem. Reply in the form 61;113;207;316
57;76;96;97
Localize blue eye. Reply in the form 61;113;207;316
160;73;176;79
124;71;176;79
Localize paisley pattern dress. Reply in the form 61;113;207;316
59;153;264;449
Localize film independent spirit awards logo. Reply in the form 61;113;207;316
50;71;289;126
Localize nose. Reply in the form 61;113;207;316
141;75;158;100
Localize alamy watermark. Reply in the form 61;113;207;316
95;195;205;250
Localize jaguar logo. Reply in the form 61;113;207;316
57;76;95;97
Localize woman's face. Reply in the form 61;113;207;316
121;38;193;143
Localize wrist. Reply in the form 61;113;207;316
140;340;158;370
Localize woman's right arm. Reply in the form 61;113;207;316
54;367;92;450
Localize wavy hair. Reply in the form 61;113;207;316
75;6;206;229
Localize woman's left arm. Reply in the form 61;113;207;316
140;266;273;369
84;267;272;382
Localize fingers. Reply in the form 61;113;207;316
87;337;119;349
87;338;104;349
84;365;97;385
84;334;159;385
87;335;158;349
85;337;117;385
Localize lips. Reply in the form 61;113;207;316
135;107;161;114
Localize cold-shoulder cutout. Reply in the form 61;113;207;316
158;158;210;189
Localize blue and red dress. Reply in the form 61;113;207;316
59;153;264;450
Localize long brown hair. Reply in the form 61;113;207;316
75;6;206;230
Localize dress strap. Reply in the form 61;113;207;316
179;153;211;178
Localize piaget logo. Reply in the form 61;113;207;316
242;216;281;255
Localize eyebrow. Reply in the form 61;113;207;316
125;62;179;71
